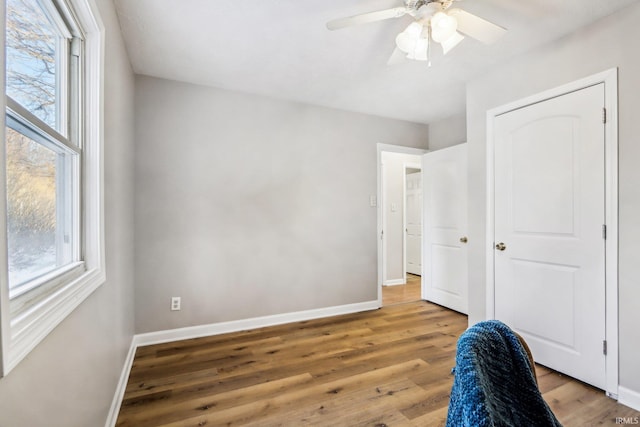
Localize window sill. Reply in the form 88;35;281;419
9;261;85;301
5;266;105;373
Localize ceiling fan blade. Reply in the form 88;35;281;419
441;31;465;55
386;47;408;66
447;8;506;44
326;7;407;31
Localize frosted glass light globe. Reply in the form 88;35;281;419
431;12;457;43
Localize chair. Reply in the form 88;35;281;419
446;320;562;427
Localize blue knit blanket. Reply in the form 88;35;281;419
446;320;562;427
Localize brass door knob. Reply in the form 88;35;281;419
495;242;506;251
460;236;468;243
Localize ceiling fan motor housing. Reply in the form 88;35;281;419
406;0;454;11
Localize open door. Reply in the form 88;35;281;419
422;143;468;314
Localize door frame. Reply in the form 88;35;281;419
403;162;422;279
377;144;427;307
485;68;619;397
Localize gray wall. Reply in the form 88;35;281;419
0;0;136;425
466;2;640;394
427;114;467;151
134;76;428;333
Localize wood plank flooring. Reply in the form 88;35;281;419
382;274;422;306
116;301;639;426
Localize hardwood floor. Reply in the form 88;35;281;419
382;274;422;306
116;301;639;426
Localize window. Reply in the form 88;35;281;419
1;0;104;375
5;125;78;293
5;0;82;298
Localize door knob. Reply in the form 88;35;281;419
495;242;506;251
459;236;468;243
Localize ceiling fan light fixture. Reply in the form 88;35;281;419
327;1;507;66
403;21;424;37
395;22;426;54
395;31;415;54
406;37;429;61
430;11;458;43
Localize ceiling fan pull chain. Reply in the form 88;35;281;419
427;25;432;67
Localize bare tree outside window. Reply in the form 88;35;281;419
5;0;66;289
6;0;57;127
5;129;57;286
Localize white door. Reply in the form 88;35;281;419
422;144;468;314
493;83;606;389
406;172;422;276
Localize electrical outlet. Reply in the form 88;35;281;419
171;297;181;311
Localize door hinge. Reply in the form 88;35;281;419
602;107;607;124
602;224;607;240
603;340;608;355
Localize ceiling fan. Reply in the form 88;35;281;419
326;0;506;63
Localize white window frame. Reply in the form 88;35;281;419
5;99;83;299
0;0;104;376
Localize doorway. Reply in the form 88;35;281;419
377;144;426;307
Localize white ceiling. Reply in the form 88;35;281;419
114;0;637;124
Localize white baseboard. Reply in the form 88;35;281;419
104;300;379;426
135;300;380;347
619;386;640;412
384;279;405;286
104;338;137;427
